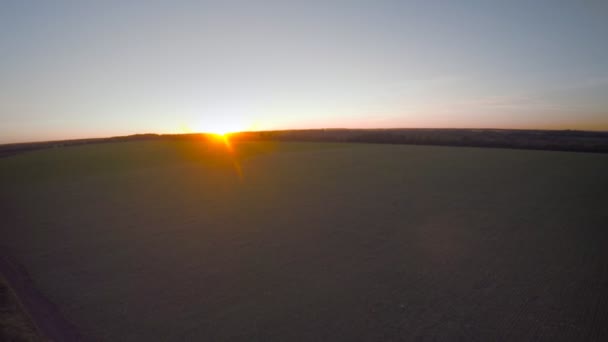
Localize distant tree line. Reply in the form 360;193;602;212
2;129;608;158
230;129;608;153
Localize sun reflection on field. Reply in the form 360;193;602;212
210;133;243;181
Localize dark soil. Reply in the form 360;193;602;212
0;257;82;341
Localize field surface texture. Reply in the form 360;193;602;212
1;140;608;341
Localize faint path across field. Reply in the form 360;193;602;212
0;256;82;341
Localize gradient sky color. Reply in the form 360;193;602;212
1;0;608;143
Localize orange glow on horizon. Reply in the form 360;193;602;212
215;133;233;151
210;133;244;181
198;116;254;136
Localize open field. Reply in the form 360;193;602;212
1;140;608;341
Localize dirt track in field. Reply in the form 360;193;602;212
0;256;82;341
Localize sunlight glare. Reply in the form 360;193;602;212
197;111;253;135
208;132;244;181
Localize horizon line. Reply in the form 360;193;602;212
3;127;608;146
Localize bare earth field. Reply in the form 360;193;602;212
1;140;608;341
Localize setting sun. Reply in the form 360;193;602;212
204;124;239;135
200;124;244;135
194;111;256;136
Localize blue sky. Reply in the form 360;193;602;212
1;0;607;143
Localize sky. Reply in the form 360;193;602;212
1;0;608;143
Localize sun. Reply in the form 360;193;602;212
204;126;238;136
199;117;249;136
210;128;233;136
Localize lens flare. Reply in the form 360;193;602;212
211;133;244;181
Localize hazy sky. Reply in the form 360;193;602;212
1;0;608;143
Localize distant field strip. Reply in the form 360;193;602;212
1;140;608;341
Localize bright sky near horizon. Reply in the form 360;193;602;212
1;0;608;143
